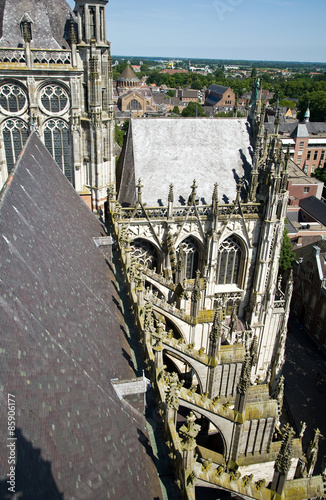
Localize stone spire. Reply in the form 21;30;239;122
271;424;295;495
212;183;218;213
168;183;174;203
136;178;143;204
191;270;201;317
70;13;77;45
307;428;320;477
176;245;185;284
238;354;252;395
180;411;201;450
275;424;295;475
208;308;222;358
189;179;197;205
304;103;310;123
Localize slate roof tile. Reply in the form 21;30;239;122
0;133;162;500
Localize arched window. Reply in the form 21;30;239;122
40;85;68;114
180;237;199;279
130;239;159;271
2;119;28;174
89;6;96;39
216;236;242;285
0;83;27;114
128;99;141;111
44;119;73;184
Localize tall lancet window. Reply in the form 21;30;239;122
216;236;242;285
180;237;200;279
89;7;96;39
44;119;73;184
81;7;86;41
2;119;28;174
100;7;105;42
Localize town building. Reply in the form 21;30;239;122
0;0;115;212
116;64;141;90
265;108;326;177
204;84;235;113
291;240;326;352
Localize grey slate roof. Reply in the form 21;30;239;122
207;84;228;95
294;239;326;266
0;133;162;500
299;196;326;226
0;0;72;49
117;65;140;83
117;118;253;206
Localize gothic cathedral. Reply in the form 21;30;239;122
0;0;114;211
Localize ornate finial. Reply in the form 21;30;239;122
285;144;290;165
144;302;154;333
235;180;242;203
137;178;143;203
210;308;222;343
212;182;218;203
238;354;252;395
299;421;307;439
212;182;219;217
176;245;185;273
229;303;238;334
250;335;258;366
189;179;198;204
165;372;182;410
274;375;284;416
179;412;201;450
168;183;174;203
191;270;201;303
275;424;295;475
70;14;77;45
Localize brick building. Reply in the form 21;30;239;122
204;84;235;113
265;108;326;177
291;240;326;352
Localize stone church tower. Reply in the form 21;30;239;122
0;0;114;211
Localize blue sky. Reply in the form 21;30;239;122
67;0;325;63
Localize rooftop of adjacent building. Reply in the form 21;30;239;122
287;159;323;186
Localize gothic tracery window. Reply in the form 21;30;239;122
216;236;242;285
2;119;28;174
44;119;72;184
0;84;27;114
130;239;159;271
180;237;199;279
40;85;68;114
128;99;141;111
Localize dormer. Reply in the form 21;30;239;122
20;13;33;43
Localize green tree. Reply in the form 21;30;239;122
214;68;225;80
181;102;206;117
251;67;257;78
115;122;124;147
167;89;175;98
297;91;326;122
279;228;295;271
312;167;326;183
171;105;180;115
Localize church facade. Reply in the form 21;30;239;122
109;91;325;498
0;0;114;211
